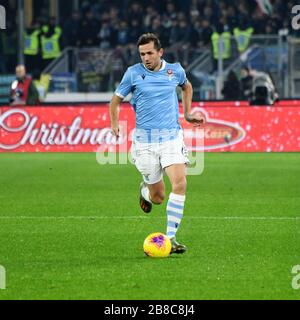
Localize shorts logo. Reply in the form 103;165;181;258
181;146;188;157
143;174;150;181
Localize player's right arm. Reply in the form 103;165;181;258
109;68;133;137
109;94;122;137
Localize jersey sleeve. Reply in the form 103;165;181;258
178;63;188;87
115;68;133;99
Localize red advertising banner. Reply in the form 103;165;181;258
0;102;300;152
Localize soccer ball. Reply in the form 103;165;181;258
143;232;171;258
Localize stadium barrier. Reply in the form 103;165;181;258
0;101;300;152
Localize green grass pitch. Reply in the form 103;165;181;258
0;152;299;300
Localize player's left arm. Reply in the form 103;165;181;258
181;81;205;126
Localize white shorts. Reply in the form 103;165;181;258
131;130;189;185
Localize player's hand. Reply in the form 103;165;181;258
111;126;120;138
185;113;205;127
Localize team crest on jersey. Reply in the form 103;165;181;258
167;69;173;81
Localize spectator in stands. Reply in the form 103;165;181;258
128;19;144;45
62;11;81;47
109;6;120;26
203;4;213;25
269;12;282;34
236;2;250;28
190;20;203;49
160;2;178;47
9;65;39;106
144;6;158;28
215;1;227;24
78;11;99;47
201;19;213;47
116;20;129;46
189;3;200;25
225;5;239;32
177;19;191;44
80;0;92;15
265;23;275;35
97;19;116;49
177;0;192;16
4;0;300;86
150;17;167;47
251;10;267;34
169;18;180;46
222;70;242;100
165;1;178;20
127;1;143;25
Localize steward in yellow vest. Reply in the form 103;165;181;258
24;26;40;56
23;22;42;73
41;20;62;60
211;31;231;60
233;27;254;53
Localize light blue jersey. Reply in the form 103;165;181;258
115;59;187;143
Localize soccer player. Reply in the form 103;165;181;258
109;33;204;254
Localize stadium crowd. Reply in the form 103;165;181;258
59;0;299;49
1;0;300;74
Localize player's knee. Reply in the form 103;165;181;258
172;178;186;194
150;191;165;204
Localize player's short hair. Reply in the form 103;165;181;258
137;33;162;51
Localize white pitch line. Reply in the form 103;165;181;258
0;216;299;221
